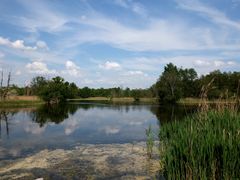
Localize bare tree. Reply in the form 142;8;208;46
0;71;11;101
0;71;3;100
0;71;3;88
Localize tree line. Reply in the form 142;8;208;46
154;63;240;102
4;63;240;103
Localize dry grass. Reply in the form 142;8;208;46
0;96;43;107
7;96;40;101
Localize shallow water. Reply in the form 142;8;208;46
0;102;196;160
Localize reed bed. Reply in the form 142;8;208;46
160;80;240;179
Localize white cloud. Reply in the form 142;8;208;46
213;60;225;67
63;12;240;52
123;70;148;77
0;36;48;51
127;70;144;75
36;40;48;49
176;0;240;30
26;61;56;74
64;60;81;77
194;60;211;67
194;59;236;68
4;1;240;53
123;56;239;76
12;40;36;50
227;61;236;65
71;16;199;51
99;61;121;70
12;1;68;33
114;0;147;16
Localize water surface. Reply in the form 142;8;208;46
0;102;196;160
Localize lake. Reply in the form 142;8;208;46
0;102;196;161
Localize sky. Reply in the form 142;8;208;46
0;0;240;88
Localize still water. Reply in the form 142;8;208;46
0;102;195;160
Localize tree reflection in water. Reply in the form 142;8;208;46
150;105;197;124
0;103;197;137
30;103;79;127
0;110;15;138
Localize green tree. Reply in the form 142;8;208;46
179;68;198;97
37;76;77;104
30;76;48;95
156;63;182;103
79;87;92;98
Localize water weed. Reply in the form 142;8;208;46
146;125;154;158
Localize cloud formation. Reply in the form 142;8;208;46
99;61;121;70
0;0;239;88
0;36;48;51
26;61;56;74
64;60;82;77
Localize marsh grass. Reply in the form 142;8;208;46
0;99;43;107
160;80;240;179
146;125;154;158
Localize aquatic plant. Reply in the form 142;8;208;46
159;79;240;179
160;109;240;179
146;125;154;158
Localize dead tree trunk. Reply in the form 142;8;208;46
3;72;11;100
0;71;3;100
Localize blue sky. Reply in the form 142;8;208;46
0;0;240;88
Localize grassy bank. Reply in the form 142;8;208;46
68;97;157;103
160;109;240;179
178;97;237;105
0;98;44;108
69;97;236;105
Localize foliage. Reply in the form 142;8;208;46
156;63;182;102
18;64;240;104
33;76;78;103
30;76;48;95
156;63;197;103
156;63;240;103
78;86;153;99
160;110;240;179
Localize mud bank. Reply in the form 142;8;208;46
0;142;161;179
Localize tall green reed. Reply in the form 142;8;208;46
160;79;240;179
146;125;154;158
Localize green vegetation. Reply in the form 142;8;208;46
145;125;154;158
1;63;239;104
69;97;157;103
160;105;240;179
0;99;43;107
30;76;78;104
156;63;197;103
155;63;240;103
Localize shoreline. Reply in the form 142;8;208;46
0;96;237;108
0;141;161;179
0;100;44;108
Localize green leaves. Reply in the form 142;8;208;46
31;76;78;104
